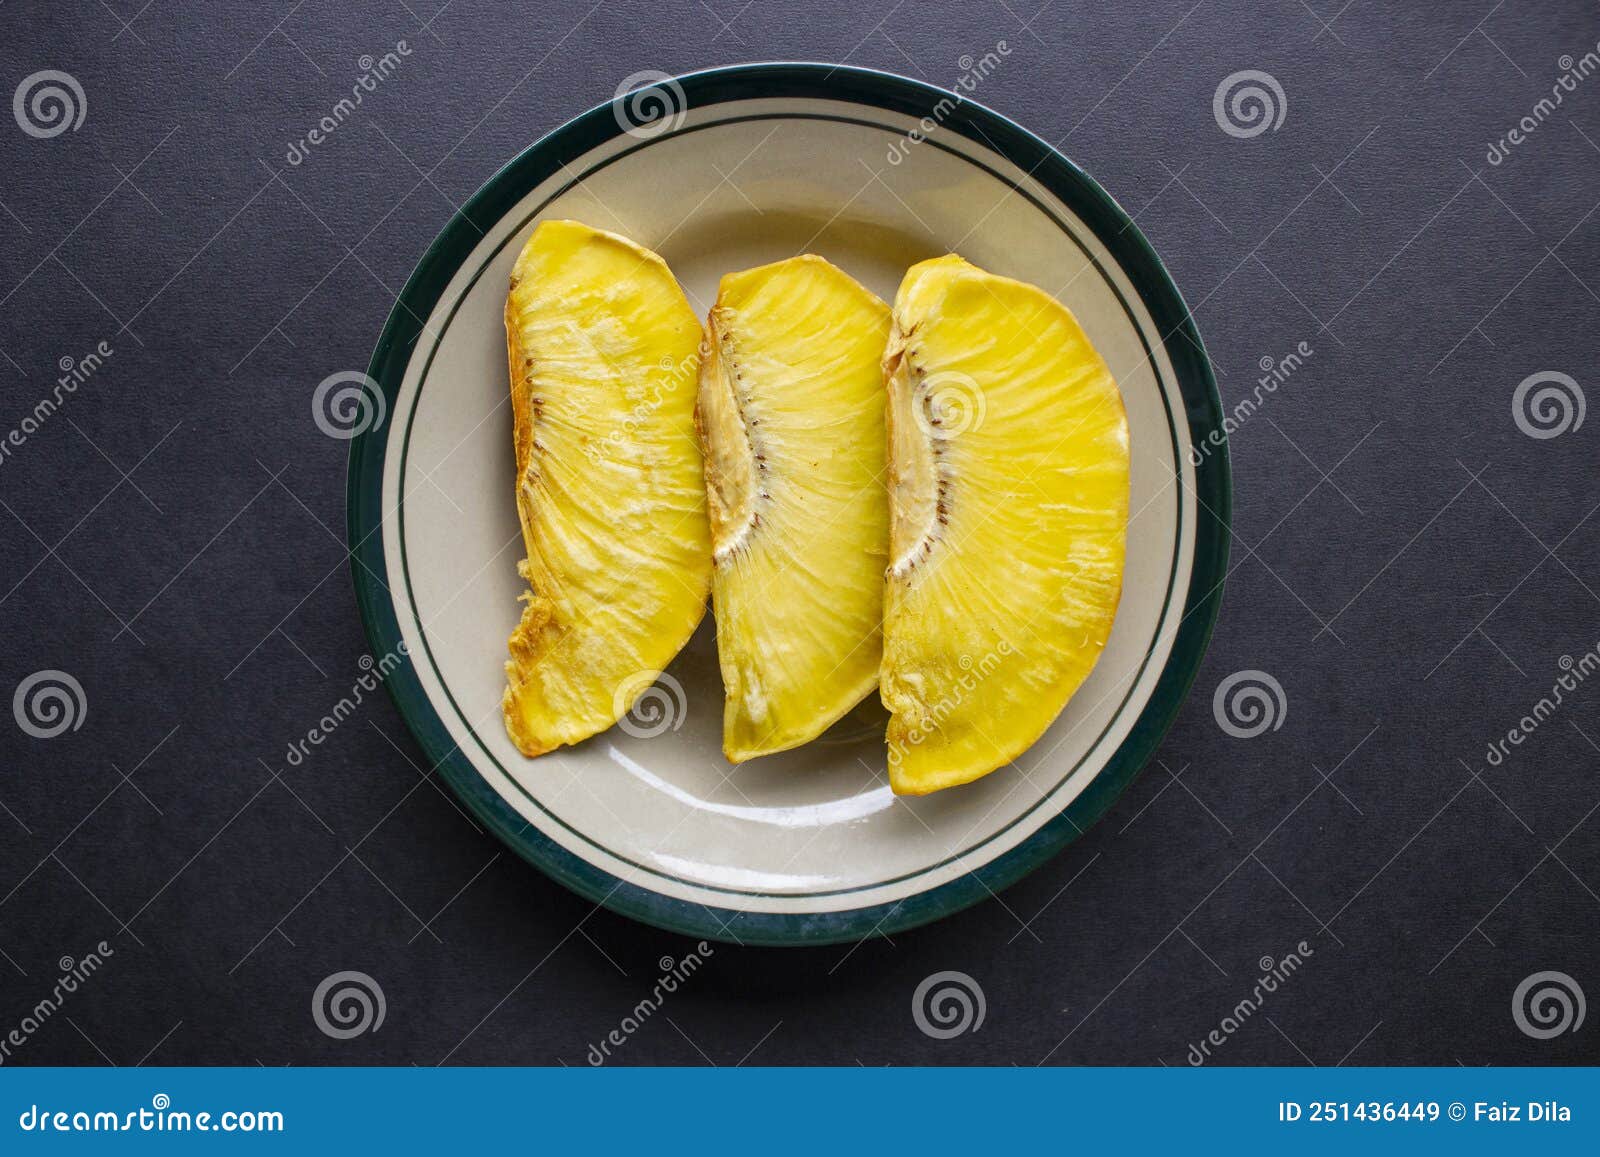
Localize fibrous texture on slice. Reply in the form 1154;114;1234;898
502;219;711;757
880;255;1129;794
698;255;892;761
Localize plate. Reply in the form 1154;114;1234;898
348;63;1230;946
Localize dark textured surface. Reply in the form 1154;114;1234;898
1;0;1598;1066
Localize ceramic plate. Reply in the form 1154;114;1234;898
348;63;1230;946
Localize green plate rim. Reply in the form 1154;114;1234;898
346;62;1233;947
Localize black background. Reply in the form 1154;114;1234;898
1;1;1598;1065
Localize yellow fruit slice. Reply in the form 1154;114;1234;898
501;219;711;757
698;255;892;761
881;255;1129;794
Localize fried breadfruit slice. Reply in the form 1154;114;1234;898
502;219;711;757
880;255;1129;794
697;255;891;761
